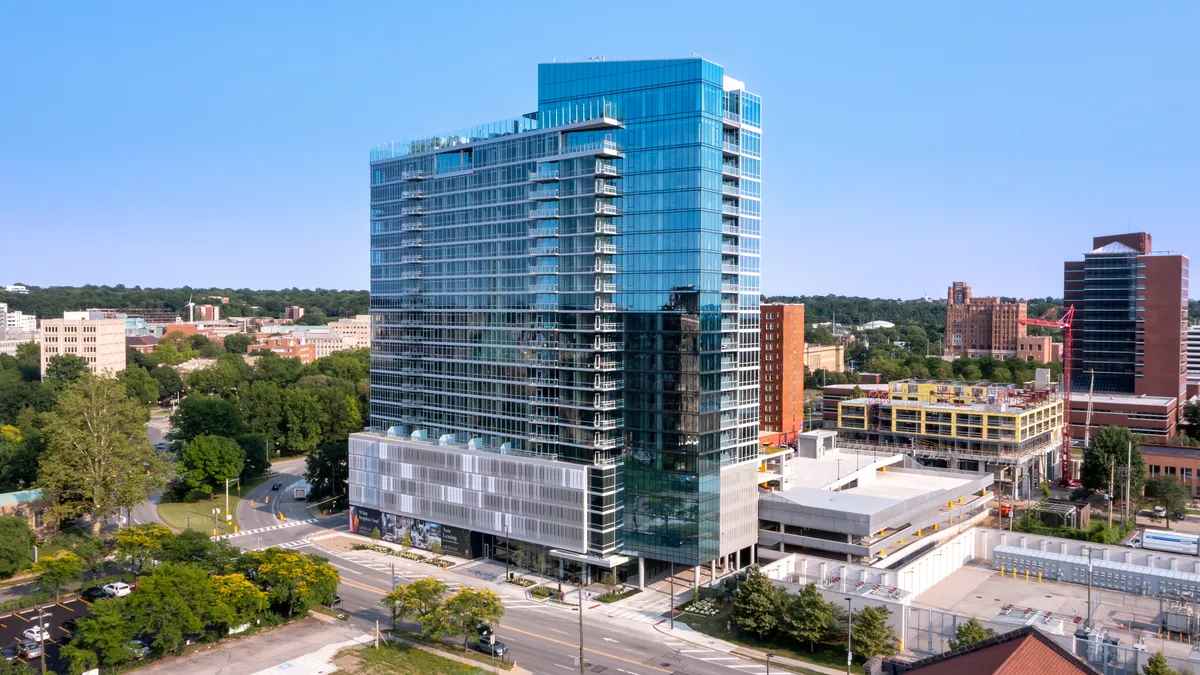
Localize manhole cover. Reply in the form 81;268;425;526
661;664;672;668
592;667;607;673
976;596;982;599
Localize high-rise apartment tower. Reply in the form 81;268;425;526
351;58;762;584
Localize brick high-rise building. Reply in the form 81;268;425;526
1064;233;1189;439
944;281;1027;358
761;303;803;445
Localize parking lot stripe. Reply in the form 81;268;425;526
57;603;72;611
11;613;28;622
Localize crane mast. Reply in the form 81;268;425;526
1018;306;1076;486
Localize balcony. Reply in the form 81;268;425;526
400;255;423;264
723;110;741;125
562;139;624;158
594;379;621;391
530;225;559;238
595;263;617;274
401;221;424;232
595;301;617;312
400;271;423;280
595;282;617;293
722;221;740;235
723;244;740;255
530;207;560;219
721;164;740;177
530;432;559;442
721;302;739;312
530;186;560;201
593;418;619;430
593;437;620;450
722;283;739;294
594;359;619;371
401;239;423;248
595;243;618;255
595;161;621;177
530;167;560;182
595;182;621;196
401;189;425;200
722;204;741;216
595;203;621;216
595;321;619;332
595;340;622;351
722;184;740;196
531;414;559;425
722;141;741;155
400;205;425;216
401;170;427;181
720;397;738;410
595;219;619;235
722;264;740;274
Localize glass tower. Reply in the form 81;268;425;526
358;58;760;572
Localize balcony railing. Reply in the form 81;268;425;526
595;203;621;216
593;418;619;430
595;321;618;331
722;222;740;235
722;284;739;294
595;340;623;351
401;189;425;200
722;164;740;176
400;255;423;264
595;161;621;177
595;282;617;293
530;167;560;182
595;182;621;196
594;360;619;371
723;142;741;154
401;271;423;280
530;186;560;201
722;264;740;274
593;437;620;450
530;207;560;219
562;139;624;156
401;239;423;248
595;398;620;411
595;243;618;255
400;205;425;216
401;170;427;181
595;263;617;274
595;302;617;312
595;220;619;235
401;221;424;232
723;110;741;124
595;379;622;391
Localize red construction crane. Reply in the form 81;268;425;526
1019;306;1075;485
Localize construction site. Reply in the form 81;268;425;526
834;378;1066;498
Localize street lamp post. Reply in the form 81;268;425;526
845;597;853;674
577;583;586;675
1082;546;1095;623
503;521;510;581
670;561;675;629
765;652;774;675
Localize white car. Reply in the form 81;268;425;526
22;625;50;642
1154;506;1167;517
103;582;132;597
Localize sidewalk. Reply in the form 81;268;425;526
653;621;844;675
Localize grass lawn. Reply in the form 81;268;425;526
677;604;864;675
337;641;484;675
157;475;273;536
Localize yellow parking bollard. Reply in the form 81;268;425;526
1025;569;1029;581
1000;565;1005;576
265;496;269;504
234;525;239;533
1038;572;1042;583
279;512;285;521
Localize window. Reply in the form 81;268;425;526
1184;468;1193;481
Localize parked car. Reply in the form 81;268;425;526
17;641;42;660
272;482;283;491
154;442;168;451
22;625;50;642
1;646;18;662
477;622;494;639
473;638;508;657
62;618;78;633
1154;505;1167;517
129;639;150;660
81;586;109;601
104;582;133;597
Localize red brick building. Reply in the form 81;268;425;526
1141;442;1200;499
1069;392;1180;441
945;281;1027;358
760;303;803;445
250;336;316;364
1016;335;1062;364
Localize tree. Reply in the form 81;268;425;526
282;387;325;453
305;441;348;501
224;333;255;355
600;571;620;595
784;584;839;652
430;540;445;563
241;548;339;617
534;552;549;579
237;380;285;440
1040;480;1052;501
731;568;785;640
44;353;91;390
152;365;184;401
73;535;114;579
1082;427;1146;496
118;366;159;405
1185;402;1200;440
236;434;272;479
949;617;996;649
851;605;898;660
440;588;505;651
254;352;304;386
1143;651;1177;675
211;573;267;631
0;516;35;578
371;527;381;545
39;376;174;536
1145;476;1190;528
401;529;412;553
15;342;41;381
170;395;244;444
179;435;245;499
31;552;84;603
380;577;447;632
126;563;225;655
510;547;527;575
185;362;244;398
62;597;136;670
158;529;220;567
114;523;172;577
805;325;836;346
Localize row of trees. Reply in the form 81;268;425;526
0;285;367;324
379;578;505;651
730;569;898;661
29;524;339;673
805;353;1064;391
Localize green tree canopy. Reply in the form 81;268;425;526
179;435;245;499
126;563;227;655
44;353;91;389
61;597;136;671
224;334;255;355
282;387;326;454
118;366;159;405
0;515;35;578
305;441;348;502
1145;476;1191;528
783;583;840;652
1143;651;1177;675
237;380;285;440
240;548;339;617
1082;426;1146;496
851;605;898;660
236;433;273;479
380;577;448;631
949;617;996;649
39;376;173;535
440;588;506;650
731;568;785;640
152;365;184;401
30;552;84;602
170;395;244;444
212;573;268;630
114;523;173;576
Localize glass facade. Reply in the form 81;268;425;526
365;58;760;568
1076;250;1139;392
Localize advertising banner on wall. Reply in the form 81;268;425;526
348;505;473;558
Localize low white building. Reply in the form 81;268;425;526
328;314;370;350
3;284;29;295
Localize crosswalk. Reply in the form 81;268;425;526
249;538;312;551
661;638;769;673
213;518;317;541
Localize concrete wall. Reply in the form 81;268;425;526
972;527;1200;573
760;555;909;642
720;459;760;557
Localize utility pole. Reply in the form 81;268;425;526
670;561;675;629
1108;460;1115;528
1082;546;1095;624
1126;441;1133;524
577;583;586;675
503;521;510;582
37;604;46;675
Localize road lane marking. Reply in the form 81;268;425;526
548;628;568;635
331;563;364;576
554;665;574;671
500;625;671;673
680;649;711;652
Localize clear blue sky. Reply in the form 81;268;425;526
2;2;1197;299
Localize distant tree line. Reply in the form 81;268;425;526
0;285;367;322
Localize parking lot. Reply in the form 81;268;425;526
1;597;90;672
